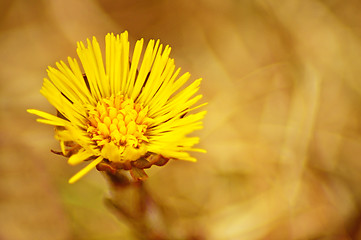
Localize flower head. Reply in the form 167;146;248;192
28;31;206;183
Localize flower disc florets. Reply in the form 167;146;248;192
87;94;153;162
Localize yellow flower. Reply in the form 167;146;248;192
28;31;206;183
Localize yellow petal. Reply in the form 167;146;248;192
27;109;68;126
101;142;121;162
68;150;94;165
68;156;103;184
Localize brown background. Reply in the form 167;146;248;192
2;0;361;239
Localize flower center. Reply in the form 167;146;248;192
87;95;152;162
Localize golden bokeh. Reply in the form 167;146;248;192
2;0;361;239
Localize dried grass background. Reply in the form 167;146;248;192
2;0;361;239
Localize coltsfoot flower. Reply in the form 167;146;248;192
28;31;206;183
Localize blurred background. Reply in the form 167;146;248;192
2;0;361;239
